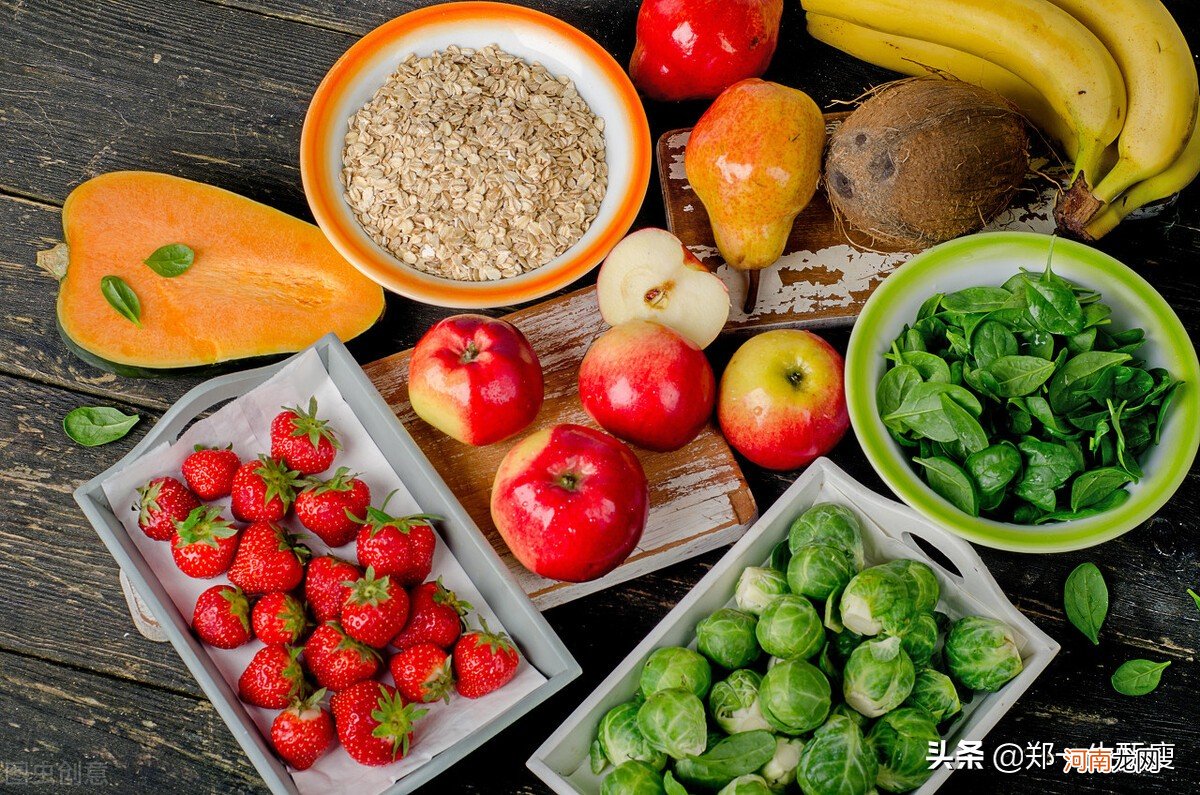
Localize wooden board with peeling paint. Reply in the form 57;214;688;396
362;288;758;610
658;119;1058;331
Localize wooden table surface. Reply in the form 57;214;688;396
1;1;1197;792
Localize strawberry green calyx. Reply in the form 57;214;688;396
194;442;234;452
221;586;252;633
345;567;394;606
282;645;307;700
369;685;429;759
432;578;473;622
136;479;165;524
174;506;237;548
282;397;342;452
469;618;516;655
301;466;360;495
329;622;383;664
355;506;442;538
289;688;328;715
267;522;312;564
422;656;455;704
253;455;301;510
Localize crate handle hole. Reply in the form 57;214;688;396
900;532;964;580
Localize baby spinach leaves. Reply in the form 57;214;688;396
1063;562;1107;645
1111;659;1170;696
64;406;140;446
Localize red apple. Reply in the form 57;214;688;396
579;320;715;452
629;0;784;102
718;330;848;470
409;314;543;446
490;424;648;582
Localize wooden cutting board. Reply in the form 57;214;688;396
363;288;758;611
658;114;1058;331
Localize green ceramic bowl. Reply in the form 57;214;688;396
846;231;1199;552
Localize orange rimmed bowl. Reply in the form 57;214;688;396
301;1;651;308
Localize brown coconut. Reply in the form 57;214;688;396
825;78;1030;249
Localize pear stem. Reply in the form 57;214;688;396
743;270;760;315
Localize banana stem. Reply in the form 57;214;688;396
743;270;761;315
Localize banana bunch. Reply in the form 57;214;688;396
802;0;1199;239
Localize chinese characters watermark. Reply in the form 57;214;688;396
927;740;1175;775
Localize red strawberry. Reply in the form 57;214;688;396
305;556;362;625
355;505;440;581
171;506;240;578
192;584;252;649
340;567;410;649
452;620;520;699
271;689;334;771
136;476;199;541
390;643;454;704
304;622;381;691
271;397;340;475
400;521;437;587
331;681;427;766
252;592;310;645
238;644;305;709
391;579;472;651
230;455;300;523
228;521;310;594
181;445;241;500
295;468;370;547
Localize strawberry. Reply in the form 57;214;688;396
171;506;240;578
295;467;370;547
340;567;409;649
230;455;300;523
136;476;199;541
452;620;520;699
252;592;310;645
305;556;362;625
331;681;427;767
271;397;340;475
228;521;310;595
304;622;381;691
390;643;454;704
191;584;252;649
238;644;305;709
355;504;441;582
181;445;241;500
400;521;437;587
391;579;472;651
270;689;335;771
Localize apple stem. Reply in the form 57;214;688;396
460;341;479;364
556;472;579;491
743;270;760;315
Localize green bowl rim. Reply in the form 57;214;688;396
846;231;1200;553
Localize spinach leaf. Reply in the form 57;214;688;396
1112;367;1154;403
674;730;776;789
1071;468;1133;512
1111;659;1170;696
876;364;923;431
1025;278;1084;335
100;275;142;327
942;286;1013;313
899;351;951;383
966;443;1022;496
986;355;1057;397
1063;562;1107;645
1018;438;1080;491
913;456;979;516
1047;351;1132;413
1066;326;1097;354
1154;381;1181;443
1034;488;1129;523
938;394;988;455
916;293;944;320
1189;588;1200;615
1081;302;1111;329
143;243;195;277
1024;396;1079;439
1022;330;1055;360
63;406;140;447
972;321;1018;368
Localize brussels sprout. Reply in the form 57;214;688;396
835;629;865;660
896;612;939;668
708;670;772;734
697;608;761;670
817;642;841;686
716;774;773;795
641;647;713;699
602;760;666;795
675;730;776;790
770;539;792;573
788;503;866;569
843;636;916;718
839;566;917;637
735;566;790;615
596;700;668;772
866;707;941;792
879;559;940;613
830;701;870;728
637;689;708;760
824;586;845;633
758;659;831;735
945;616;1024;692
756;595;824;660
759;736;804;791
796;715;878;795
787;544;856;601
904;668;962;723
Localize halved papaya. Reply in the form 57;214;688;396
41;171;385;377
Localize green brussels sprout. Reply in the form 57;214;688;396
637;689;708;760
788;503;866;569
796;715;878;795
735;566;790;615
602;760;666;795
866;707;941;792
595;700;668;773
843;636;916;718
757;659;831;735
708;670;772;734
817;642;841;686
675;730;776;791
824;586;844;633
755;595;824;660
835;629;865;660
895;612;939;668
641;647;713;699
904;668;962;723
839;565;918;637
787;544;856;601
945;616;1024;692
716;774;773;795
697;608;761;670
770;539;792;573
830;702;870;729
759;736;804;791
879;559;940;613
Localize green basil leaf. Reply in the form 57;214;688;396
942;286;1013;314
63;406;140;447
100;275;142;327
1070;468;1133;513
913;456;979;516
1063;562;1107;645
143;243;195;277
986;355;1057;397
1025;279;1084;335
1111;659;1170;696
966;442;1022;496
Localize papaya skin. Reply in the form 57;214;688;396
47;172;385;375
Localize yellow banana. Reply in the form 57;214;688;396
805;13;1077;161
1085;104;1200;239
799;0;1126;186
1044;0;1196;204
